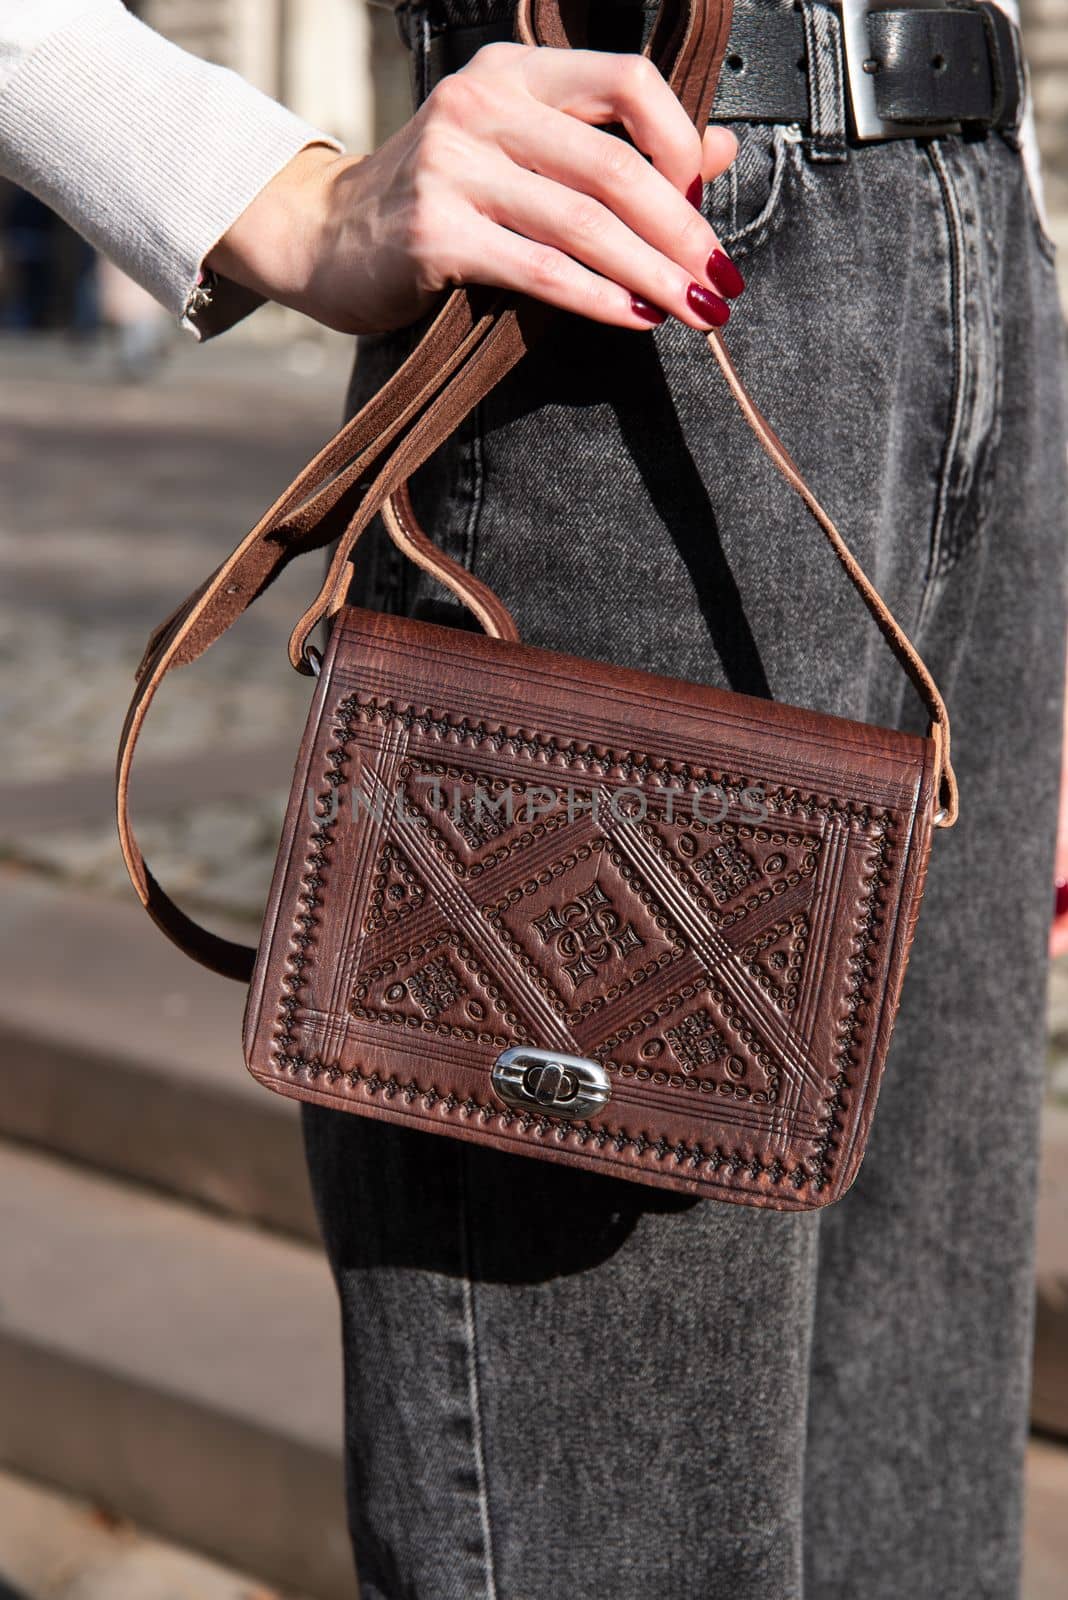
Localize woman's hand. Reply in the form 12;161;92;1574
207;42;741;337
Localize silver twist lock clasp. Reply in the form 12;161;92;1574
491;1047;611;1121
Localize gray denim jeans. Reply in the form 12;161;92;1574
302;4;1068;1595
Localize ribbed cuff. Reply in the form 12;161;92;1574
0;0;342;334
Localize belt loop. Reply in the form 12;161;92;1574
408;4;432;110
798;0;848;163
976;0;1025;145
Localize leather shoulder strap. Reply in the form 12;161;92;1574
117;287;551;979
705;327;956;827
116;0;956;982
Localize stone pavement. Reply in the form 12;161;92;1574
0;1468;309;1600
0;333;358;1596
0;330;353;920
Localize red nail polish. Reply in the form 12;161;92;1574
1056;878;1068;919
686;175;704;209
631;295;667;325
707;249;746;299
686;282;730;326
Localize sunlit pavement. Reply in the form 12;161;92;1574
0;329;352;920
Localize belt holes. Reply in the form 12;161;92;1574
726;51;745;73
931;53;947;72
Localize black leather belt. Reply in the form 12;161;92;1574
400;0;1025;143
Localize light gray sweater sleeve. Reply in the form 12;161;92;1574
0;0;342;337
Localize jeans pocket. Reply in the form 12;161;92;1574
703;120;803;260
994;130;1059;269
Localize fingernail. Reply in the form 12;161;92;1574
686;175;704;209
707;249;746;299
631;295;667;325
686;282;730;326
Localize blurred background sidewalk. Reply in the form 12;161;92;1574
1;3;1067;1598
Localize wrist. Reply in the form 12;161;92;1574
206;141;348;306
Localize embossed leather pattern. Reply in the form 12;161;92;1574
242;609;939;1208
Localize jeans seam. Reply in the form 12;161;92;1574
462;398;487;575
457;1148;499;1600
916;141;969;635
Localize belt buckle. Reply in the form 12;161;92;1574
838;0;962;142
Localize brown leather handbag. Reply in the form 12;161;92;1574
118;0;957;1211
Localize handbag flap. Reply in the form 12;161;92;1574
244;605;938;1210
